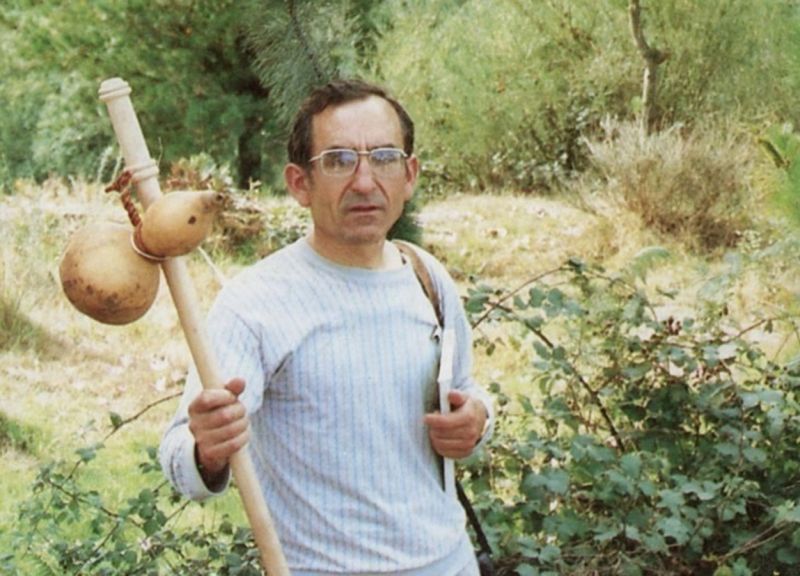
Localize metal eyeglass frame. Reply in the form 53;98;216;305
308;148;409;177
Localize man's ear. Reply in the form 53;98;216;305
284;163;312;207
403;155;420;201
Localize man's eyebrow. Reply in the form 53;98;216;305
319;143;399;151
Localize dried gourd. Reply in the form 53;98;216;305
138;190;224;257
60;222;160;325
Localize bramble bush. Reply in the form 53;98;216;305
2;420;263;575
461;252;800;575
5;250;800;575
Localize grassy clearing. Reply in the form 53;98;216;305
2;171;799;558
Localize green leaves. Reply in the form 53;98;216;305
460;257;800;574
655;516;691;546
627;246;671;283
75;443;103;463
8;443;262;574
109;412;123;430
2;0;272;188
523;468;570;496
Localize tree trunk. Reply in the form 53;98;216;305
232;36;271;188
628;0;669;135
237;113;264;189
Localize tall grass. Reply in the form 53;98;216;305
586;120;755;252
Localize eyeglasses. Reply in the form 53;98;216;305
308;148;408;178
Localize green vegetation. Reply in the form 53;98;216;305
3;1;799;194
4;0;800;574
367;0;800;195
5;176;800;573
463;256;800;574
1;0;270;188
0;412;42;455
0;293;52;354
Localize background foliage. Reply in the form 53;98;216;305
1;0;271;188
379;0;800;194
462;255;800;575
3;0;799;194
4;0;800;574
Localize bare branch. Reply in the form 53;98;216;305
628;0;669;134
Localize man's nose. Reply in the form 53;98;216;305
349;155;377;192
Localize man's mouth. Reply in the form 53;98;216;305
347;204;382;213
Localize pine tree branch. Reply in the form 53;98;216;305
285;0;326;83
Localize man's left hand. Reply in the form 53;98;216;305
424;390;487;459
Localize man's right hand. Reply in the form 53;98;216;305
188;377;249;487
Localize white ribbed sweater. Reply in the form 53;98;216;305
159;238;492;575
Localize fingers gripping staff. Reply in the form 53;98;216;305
75;78;289;575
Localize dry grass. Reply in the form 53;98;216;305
417;187;800;392
417;191;662;392
586;119;757;252
418;191;653;283
1;181;193;528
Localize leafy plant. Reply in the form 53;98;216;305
7;244;800;575
461;255;800;575
4;403;262;575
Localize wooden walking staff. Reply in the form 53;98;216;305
98;77;290;576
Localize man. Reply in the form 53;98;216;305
160;79;493;575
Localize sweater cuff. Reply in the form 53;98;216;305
175;427;231;500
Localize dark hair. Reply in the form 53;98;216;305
287;78;415;167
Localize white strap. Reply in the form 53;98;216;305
437;327;456;498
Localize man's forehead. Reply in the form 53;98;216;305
311;96;402;143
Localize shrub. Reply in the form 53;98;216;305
649;0;800;129
586;120;755;251
376;0;800;197
461;255;800;575
3;442;263;575
377;0;633;195
9;250;800;575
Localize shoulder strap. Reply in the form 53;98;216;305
393;240;444;328
391;239;494;562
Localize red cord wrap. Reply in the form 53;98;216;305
105;170;165;261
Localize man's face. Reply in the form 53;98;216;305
288;96;418;252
